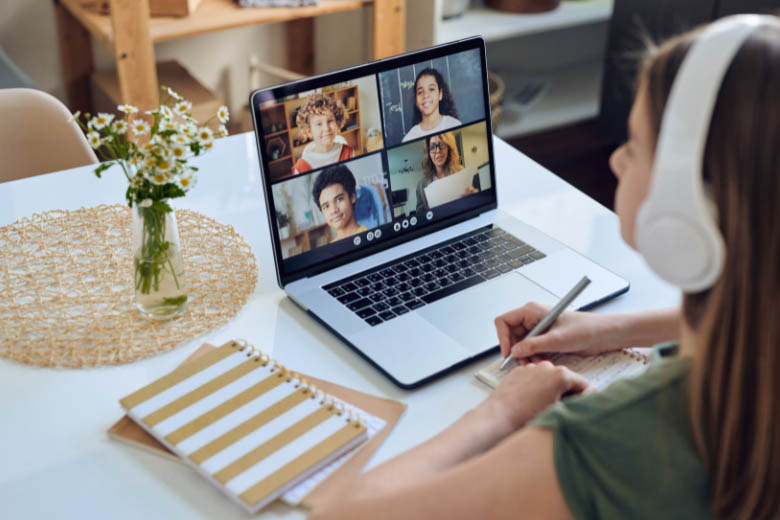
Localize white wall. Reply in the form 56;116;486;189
0;0;371;117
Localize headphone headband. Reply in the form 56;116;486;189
636;15;767;292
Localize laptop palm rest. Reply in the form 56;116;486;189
418;272;559;356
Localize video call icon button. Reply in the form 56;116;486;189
410;216;417;226
374;229;382;239
426;211;434;221
367;231;375;241
393;222;401;232
402;219;409;229
353;236;361;246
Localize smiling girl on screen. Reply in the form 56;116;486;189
401;68;462;143
293;94;354;175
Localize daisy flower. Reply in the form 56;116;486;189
144;156;158;169
92;112;114;130
166;87;182;100
117;104;138;114
182;122;197;138
131;119;150;136
218;124;228;138
149;172;167;185
157;158;174;172
160;105;173;119
176;170;196;190
171;143;188;159
196;126;213;142
87;131;102;149
217;105;229;124
161;119;178;132
112;119;128;134
174;134;190;145
174;100;192;116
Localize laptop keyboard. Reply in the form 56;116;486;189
322;226;546;326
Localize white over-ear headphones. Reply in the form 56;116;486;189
635;15;766;292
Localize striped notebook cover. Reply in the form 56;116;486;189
119;340;368;513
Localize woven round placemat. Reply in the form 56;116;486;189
0;204;258;368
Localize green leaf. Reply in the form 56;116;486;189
163;295;187;306
94;161;114;178
151;200;172;213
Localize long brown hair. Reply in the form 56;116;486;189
641;21;780;519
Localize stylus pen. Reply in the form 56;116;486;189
499;275;591;371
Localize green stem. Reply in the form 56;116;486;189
134;204;182;296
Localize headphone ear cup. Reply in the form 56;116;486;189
636;199;725;292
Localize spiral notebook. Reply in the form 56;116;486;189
119;340;368;513
475;348;650;390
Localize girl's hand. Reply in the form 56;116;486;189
495;302;617;361
477;361;590;434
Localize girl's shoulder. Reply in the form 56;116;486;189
402;125;422;142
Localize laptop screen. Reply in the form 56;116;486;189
250;37;496;284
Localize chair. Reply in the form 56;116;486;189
0;88;97;183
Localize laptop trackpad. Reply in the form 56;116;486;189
418;272;559;355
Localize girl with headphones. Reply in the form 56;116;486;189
311;15;780;520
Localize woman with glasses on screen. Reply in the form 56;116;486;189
415;132;478;213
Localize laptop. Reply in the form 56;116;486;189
249;37;629;389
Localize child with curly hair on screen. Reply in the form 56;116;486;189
293;94;355;175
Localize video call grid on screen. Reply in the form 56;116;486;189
251;37;498;282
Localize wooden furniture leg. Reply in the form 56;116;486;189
286;18;315;76
54;0;95;113
373;0;406;59
109;0;158;111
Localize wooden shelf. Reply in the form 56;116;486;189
61;0;372;50
436;0;613;44
55;0;405;114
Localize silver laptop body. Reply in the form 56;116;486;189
250;37;628;388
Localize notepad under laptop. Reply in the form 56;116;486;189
119;340;368;513
475;348;650;390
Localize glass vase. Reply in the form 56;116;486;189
131;202;187;319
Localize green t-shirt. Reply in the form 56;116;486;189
530;349;711;519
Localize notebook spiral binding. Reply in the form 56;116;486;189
233;339;366;427
620;348;649;364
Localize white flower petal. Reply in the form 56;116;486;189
217;105;230;124
131;120;150;135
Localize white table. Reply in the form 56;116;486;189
0;133;679;518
